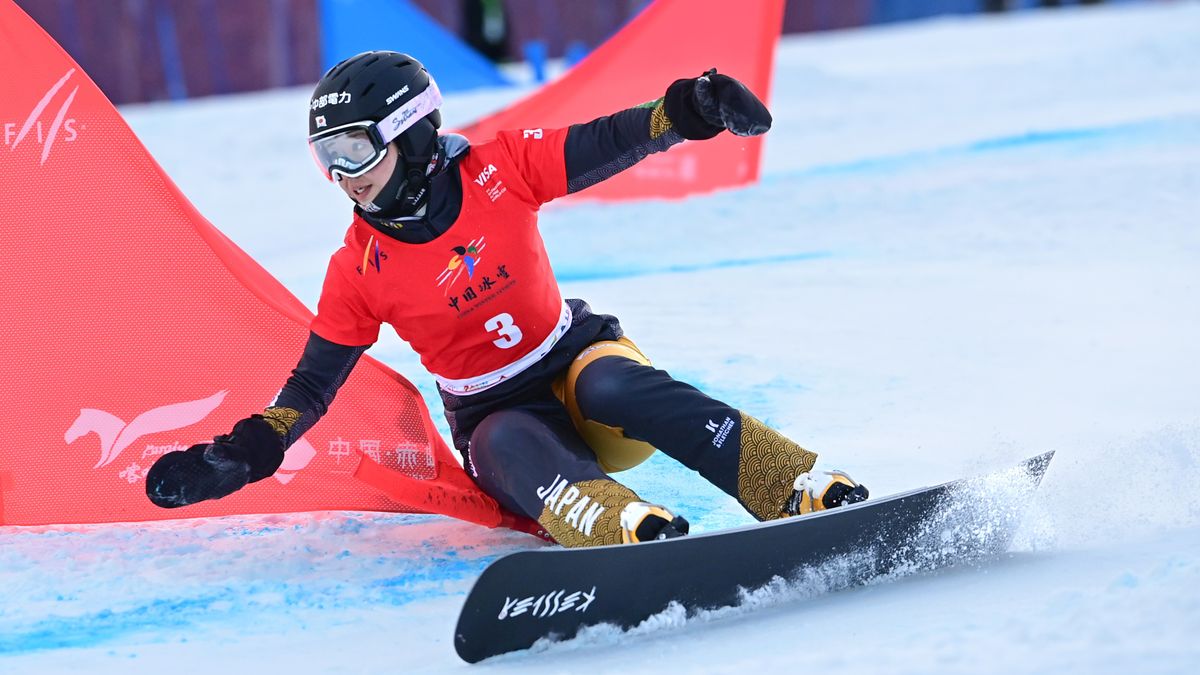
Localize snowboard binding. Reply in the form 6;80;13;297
619;501;691;543
781;469;869;517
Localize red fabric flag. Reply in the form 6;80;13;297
459;0;785;201
0;0;514;530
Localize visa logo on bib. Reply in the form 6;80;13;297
474;163;497;186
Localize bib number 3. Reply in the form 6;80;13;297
485;313;523;349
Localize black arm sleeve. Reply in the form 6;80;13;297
563;99;686;194
269;331;368;448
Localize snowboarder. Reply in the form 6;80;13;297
146;51;868;546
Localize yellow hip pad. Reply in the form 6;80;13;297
555;338;657;473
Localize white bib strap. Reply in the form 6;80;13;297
436;301;572;396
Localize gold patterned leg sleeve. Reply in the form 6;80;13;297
537;478;641;548
736;413;818;521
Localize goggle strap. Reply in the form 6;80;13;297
377;78;443;146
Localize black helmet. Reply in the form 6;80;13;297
307;51;443;218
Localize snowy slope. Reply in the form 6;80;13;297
3;3;1199;672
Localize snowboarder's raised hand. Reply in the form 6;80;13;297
664;68;772;140
145;415;285;508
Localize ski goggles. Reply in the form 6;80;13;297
307;78;443;181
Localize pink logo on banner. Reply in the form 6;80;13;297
275;438;317;484
64;391;229;469
5;68;81;165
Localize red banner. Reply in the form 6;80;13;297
459;0;785;201
0;0;505;528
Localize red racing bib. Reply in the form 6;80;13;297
311;127;573;394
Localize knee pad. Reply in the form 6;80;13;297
555;337;657;473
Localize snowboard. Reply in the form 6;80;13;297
454;451;1054;663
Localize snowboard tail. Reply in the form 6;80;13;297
454;452;1054;663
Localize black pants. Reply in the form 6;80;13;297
443;304;744;524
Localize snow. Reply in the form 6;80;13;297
3;3;1200;672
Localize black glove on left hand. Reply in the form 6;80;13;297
145;415;285;508
664;68;773;140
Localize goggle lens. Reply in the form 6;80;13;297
308;127;385;181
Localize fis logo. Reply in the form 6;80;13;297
5;69;82;165
356;235;388;275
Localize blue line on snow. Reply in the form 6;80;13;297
770;115;1194;181
0;593;222;655
0;551;485;656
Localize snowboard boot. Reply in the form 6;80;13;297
619;501;691;543
780;468;869;517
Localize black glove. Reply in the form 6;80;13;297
146;415;285;508
664;68;772;140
